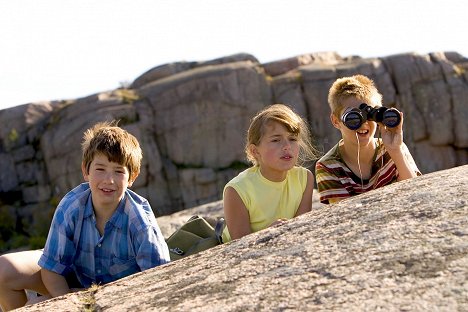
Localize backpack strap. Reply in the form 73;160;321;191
214;217;225;244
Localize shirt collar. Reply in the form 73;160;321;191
84;191;127;229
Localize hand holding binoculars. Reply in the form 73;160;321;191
341;103;401;130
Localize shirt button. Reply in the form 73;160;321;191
97;269;101;273
97;244;102;247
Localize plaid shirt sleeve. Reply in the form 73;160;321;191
38;184;88;275
134;224;170;270
125;189;170;270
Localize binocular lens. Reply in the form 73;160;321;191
341;104;401;130
342;111;362;130
382;109;401;128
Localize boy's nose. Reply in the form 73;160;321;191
104;172;115;183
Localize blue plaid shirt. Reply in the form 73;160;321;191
38;183;170;288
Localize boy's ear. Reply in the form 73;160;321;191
81;162;89;181
330;113;341;130
128;173;138;187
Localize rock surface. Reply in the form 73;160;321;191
1;51;468;251
18;165;468;311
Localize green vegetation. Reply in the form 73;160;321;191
49;195;61;207
115;114;139;126
115;89;140;104
80;284;101;312
7;128;18;143
0;202;52;253
174;162;204;169
29;235;47;249
453;64;466;77
0;234;48;254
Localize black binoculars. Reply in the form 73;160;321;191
341;103;401;130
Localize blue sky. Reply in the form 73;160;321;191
1;0;467;110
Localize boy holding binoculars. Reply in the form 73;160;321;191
315;74;421;204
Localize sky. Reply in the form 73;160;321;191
1;0;467;111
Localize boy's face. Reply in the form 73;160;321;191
82;153;134;212
331;96;378;146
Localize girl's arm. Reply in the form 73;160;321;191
295;169;314;217
223;186;252;240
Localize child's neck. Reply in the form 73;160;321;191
259;166;288;182
341;138;376;162
340;138;376;179
93;204;118;236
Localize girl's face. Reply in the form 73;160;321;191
250;121;300;182
332;96;378;147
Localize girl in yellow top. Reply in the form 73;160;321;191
223;104;318;242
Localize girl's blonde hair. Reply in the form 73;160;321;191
328;74;383;116
245;104;317;166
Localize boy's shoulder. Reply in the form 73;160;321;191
49;183;92;229
121;188;157;227
317;143;341;166
57;182;91;213
124;188;149;207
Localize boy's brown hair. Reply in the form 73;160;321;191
81;121;142;182
328;75;383;116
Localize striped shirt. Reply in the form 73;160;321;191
38;183;170;288
315;139;420;204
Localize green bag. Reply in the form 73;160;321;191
166;215;225;261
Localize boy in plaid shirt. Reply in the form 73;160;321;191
0;122;169;310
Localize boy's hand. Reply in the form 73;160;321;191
380;111;404;152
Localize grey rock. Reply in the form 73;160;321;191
263;52;342;77
131;53;259;89
0;51;467;244
271;72;308;118
138;61;271;168
11;145;36;162
18;165;468;311
0;153;18;192
22;184;51;204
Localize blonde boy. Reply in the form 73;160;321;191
315;75;420;204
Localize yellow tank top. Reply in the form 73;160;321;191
222;166;308;242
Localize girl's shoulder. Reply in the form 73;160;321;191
227;166;259;185
290;166;311;185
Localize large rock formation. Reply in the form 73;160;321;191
0;51;467;251
18;165;468;311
